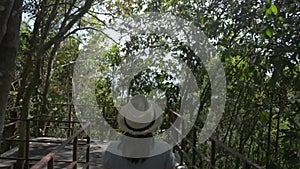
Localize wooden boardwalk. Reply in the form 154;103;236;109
0;112;263;169
0;137;108;169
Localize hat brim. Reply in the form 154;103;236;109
117;101;163;135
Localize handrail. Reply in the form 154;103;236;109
210;136;263;169
170;124;218;169
169;109;263;169
30;122;90;169
1;103;263;169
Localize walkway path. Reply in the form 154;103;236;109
1;137;108;169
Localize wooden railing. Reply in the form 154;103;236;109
0;117;34;168
30;122;90;169
1;104;264;169
0;113;90;169
170;109;264;169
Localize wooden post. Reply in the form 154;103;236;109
73;136;78;169
35;104;39;138
36;118;39;138
192;127;197;167
210;140;216;169
25;118;30;169
180;119;185;166
68;104;72;137
48;157;54;169
86;124;90;169
243;162;250;169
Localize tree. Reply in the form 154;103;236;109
1;0;299;168
102;0;300;168
0;0;23;140
12;0;94;168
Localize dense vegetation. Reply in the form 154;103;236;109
0;0;299;168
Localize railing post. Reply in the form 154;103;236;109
192;127;197;167
86;124;90;169
243;161;250;169
73;136;78;169
35;103;40;138
25;118;30;169
68;104;72;137
35;117;39;138
48;157;54;169
179;119;185;166
210;139;216;169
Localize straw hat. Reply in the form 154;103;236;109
117;95;163;135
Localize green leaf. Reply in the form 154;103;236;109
266;29;273;38
278;16;284;22
265;8;272;16
166;1;171;7
270;4;278;15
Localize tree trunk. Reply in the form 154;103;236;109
0;0;14;42
0;0;22;140
17;54;41;169
15;1;94;167
41;44;60;115
266;94;273;169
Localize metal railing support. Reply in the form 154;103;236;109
25;118;30;169
73;136;78;169
48;157;54;169
86;124;90;169
210;140;216;169
243;162;250;169
192;127;197;167
68;104;72;137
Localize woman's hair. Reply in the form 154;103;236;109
119;132;154;164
